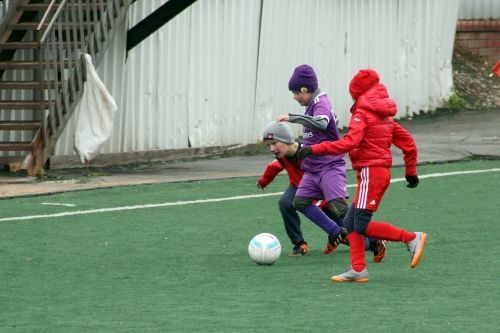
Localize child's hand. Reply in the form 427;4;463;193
297;146;313;160
276;115;290;122
405;175;419;188
256;180;268;190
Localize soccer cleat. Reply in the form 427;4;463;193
323;228;348;255
407;232;427;268
288;244;309;257
331;267;369;282
372;240;387;262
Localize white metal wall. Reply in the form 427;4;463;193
52;0;459;158
254;0;458;139
55;0;262;155
458;0;500;19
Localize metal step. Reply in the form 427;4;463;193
0;101;49;110
0;121;41;131
18;3;106;11
0;0;133;175
0;40;86;49
0;60;75;70
0;81;63;89
0;142;32;151
7;21;95;30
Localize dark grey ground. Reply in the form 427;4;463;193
0;109;499;199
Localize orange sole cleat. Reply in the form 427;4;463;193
409;233;427;268
373;240;387;263
331;268;369;282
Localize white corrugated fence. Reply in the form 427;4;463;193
37;0;459;160
458;0;500;20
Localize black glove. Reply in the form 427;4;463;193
405;175;419;188
297;146;313;160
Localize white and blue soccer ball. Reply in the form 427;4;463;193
248;233;281;265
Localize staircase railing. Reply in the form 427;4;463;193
19;0;131;175
33;0;87;174
0;1;14;23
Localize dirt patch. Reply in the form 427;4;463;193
452;45;500;109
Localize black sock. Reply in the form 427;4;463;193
295;240;307;247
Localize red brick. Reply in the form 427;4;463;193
456;32;480;39
457;20;500;32
486;21;500;32
479;32;500;39
475;21;486;31
455;40;468;48
489;40;500;47
459;21;473;31
469;40;489;48
478;48;500;56
468;48;479;55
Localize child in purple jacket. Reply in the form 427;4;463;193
277;64;386;260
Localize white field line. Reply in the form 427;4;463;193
42;203;76;207
1;168;499;222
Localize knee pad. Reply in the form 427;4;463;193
327;198;349;219
293;196;313;212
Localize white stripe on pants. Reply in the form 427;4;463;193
358;167;370;209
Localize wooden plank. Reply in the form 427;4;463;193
7;22;95;31
18;4;106;11
0;81;63;89
0;41;86;49
4;162;22;172
0;121;41;131
0;142;32;151
0;101;49;110
0;60;74;70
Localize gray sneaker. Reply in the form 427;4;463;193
407;232;427;268
331;267;369;282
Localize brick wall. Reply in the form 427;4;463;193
455;20;500;64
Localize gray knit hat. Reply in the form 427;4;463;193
263;121;295;144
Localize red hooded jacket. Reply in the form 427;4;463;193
311;70;417;176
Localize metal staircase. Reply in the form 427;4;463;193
0;0;132;176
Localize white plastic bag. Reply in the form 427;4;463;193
74;53;118;164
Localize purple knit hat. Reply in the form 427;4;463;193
288;64;318;93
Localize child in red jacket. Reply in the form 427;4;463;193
298;69;426;282
258;121;387;260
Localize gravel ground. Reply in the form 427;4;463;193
452;45;500;109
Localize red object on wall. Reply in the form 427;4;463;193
493;60;500;78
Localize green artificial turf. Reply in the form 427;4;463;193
0;160;499;332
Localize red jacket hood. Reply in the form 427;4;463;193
352;84;397;117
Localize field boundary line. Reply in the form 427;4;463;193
1;168;499;222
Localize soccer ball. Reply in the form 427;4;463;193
248;233;281;265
